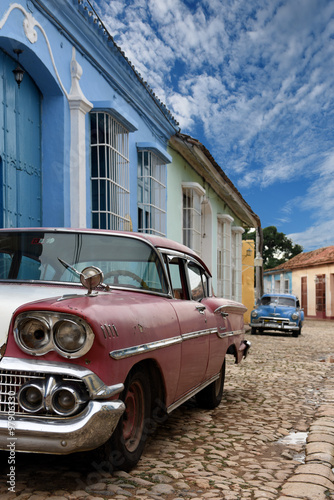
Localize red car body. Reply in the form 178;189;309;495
0;228;249;470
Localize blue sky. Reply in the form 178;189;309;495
94;0;334;251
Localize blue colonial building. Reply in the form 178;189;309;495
263;268;292;295
0;0;178;231
0;0;263;300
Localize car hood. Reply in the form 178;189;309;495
0;283;85;355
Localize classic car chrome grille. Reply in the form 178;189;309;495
0;369;85;417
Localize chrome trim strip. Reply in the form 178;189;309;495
259;316;290;321
110;328;245;360
167;373;220;414
217;329;244;339
0;357;124;399
101;323;119;339
110;335;182;360
0;400;125;455
214;304;247;315
251;322;299;330
181;329;216;341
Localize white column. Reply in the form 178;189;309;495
217;214;234;299
232;226;244;303
68;48;93;227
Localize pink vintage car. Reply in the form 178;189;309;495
0;228;249;471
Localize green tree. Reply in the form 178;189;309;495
243;226;303;270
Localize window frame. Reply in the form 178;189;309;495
90;111;130;230
137;149;167;236
182;183;205;256
161;250;211;301
217;214;234;298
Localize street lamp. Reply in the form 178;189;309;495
13;49;24;88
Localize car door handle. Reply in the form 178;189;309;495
195;305;206;314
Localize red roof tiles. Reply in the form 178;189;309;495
269;246;334;271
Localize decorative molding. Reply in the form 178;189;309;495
0;2;68;98
68;47;93;111
136;142;172;164
217;213;234;224
181;182;206;197
232;226;245;234
92;101;138;132
68;48;93;228
1;5;94;228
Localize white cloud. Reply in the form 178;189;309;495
288;220;334;250
95;0;334;250
298;151;334;218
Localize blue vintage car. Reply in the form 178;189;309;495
250;293;304;337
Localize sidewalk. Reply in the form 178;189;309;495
278;362;334;500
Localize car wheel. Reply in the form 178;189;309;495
292;325;301;337
195;360;225;409
251;327;257;335
99;368;151;472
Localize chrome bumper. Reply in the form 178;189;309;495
0;399;125;454
0;356;125;454
251;321;299;331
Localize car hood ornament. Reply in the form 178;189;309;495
58;258;110;295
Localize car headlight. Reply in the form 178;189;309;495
16;317;51;353
54;320;87;353
14;312;94;358
251;311;258;318
291;313;299;320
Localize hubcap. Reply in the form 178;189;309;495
122;380;145;452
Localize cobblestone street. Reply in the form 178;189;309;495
1;320;334;500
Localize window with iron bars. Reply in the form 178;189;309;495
91;112;130;230
217;214;233;298
137;150;166;236
182;187;202;256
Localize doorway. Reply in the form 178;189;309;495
0;49;41;228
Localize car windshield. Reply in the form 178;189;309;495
0;231;169;294
261;296;295;307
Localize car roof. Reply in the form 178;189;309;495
261;293;297;299
0;227;212;276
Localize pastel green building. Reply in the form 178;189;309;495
167;133;261;300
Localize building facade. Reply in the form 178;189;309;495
264;246;334;319
242;240;255;324
0;0;177;231
168;133;261;301
0;1;261;305
263;269;292;295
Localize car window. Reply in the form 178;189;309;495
0;253;12;279
0;232;169;294
163;256;187;300
261;296;274;305
278;297;295;307
188;262;206;301
260;296;296;307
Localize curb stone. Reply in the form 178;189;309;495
278;379;334;500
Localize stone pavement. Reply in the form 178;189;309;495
0;320;334;500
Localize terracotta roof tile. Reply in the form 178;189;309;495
269;246;334;271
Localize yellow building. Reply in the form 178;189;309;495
242;240;255;324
